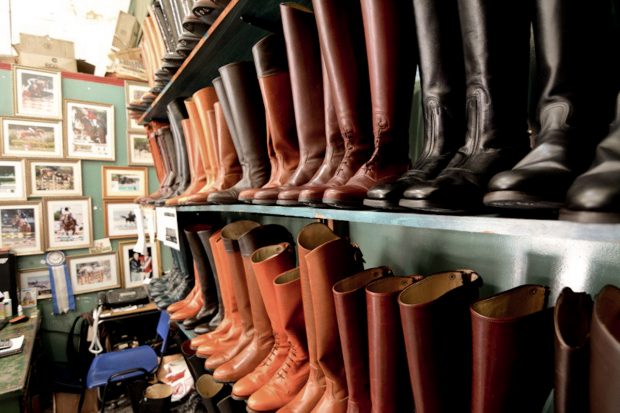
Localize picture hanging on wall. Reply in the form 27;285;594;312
65;99;116;161
13;66;63;119
20;288;38;308
19;267;52;299
0;159;27;201
27;159;82;197
0;201;44;256
44;197;93;251
118;240;160;288
104;200;139;239
127;133;154;166
1;117;63;158
125;81;149;131
68;252;120;295
102;166;149;199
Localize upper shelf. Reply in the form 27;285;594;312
139;0;312;123
176;204;620;243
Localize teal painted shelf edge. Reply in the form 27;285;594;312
176;204;620;243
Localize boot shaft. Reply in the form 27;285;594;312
193;86;220;180
214;102;242;188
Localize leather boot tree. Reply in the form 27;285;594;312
484;0;617;210
400;0;532;213
323;0;415;208
399;270;482;413
232;243;296;400
554;287;593;413
209;63;270;204
252;34;303;205
213;224;293;383
589;285;620;413
332;266;394;413
561;92;620;223
310;0;374;207
470;284;554;413
196;374;230;413
247;268;310;412
365;0;465;210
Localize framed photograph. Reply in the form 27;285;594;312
44;197;93;251
118;240;160;288
127;133;153;166
0;159;27;201
20;288;38;308
27;159;82;197
68;252;120;295
65;99;115;161
102;166;148;199
104;201;139;239
19;268;52;299
125;81;149;131
1;117;63;158
13;66;62;119
0;201;44;256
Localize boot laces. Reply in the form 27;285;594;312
335;133;355;176
275;344;297;380
260;334;281;367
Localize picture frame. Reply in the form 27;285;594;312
102;166;149;199
0;201;45;256
13;65;63;119
104;200;140;239
19;267;52;299
127;132;154;166
20;288;38;308
27;159;82;197
44;197;93;251
118;240;161;288
1;117;63;158
0;159;27;201
125;81;149;132
65;99;115;161
68;252;120;295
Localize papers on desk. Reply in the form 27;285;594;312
0;335;24;358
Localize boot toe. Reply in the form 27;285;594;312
366;179;410;200
277;187;302;204
252;187;281;204
323;186;367;207
298;185;329;204
207;189;239;204
565;171;620;211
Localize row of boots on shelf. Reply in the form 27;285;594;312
149;220;620;413
131;0;620;222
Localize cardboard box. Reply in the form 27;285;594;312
113;11;141;50
14;33;77;72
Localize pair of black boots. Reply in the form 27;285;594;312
364;0;619;222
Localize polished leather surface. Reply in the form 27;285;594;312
554;287;592;413
399;270;481;413
401;0;531;213
471;284;554;413
590;285;620;413
192;87;219;193
209;63;269;203
213;102;242;190
323;0;414;207
332;266;393;413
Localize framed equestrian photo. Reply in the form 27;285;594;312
104;200;139;239
0;159;27;201
68;252;120;295
65;99;115;161
13;66;62;119
118;240;160;288
102;166;148;199
127;133;154;166
0;201;44;256
125;81;149;131
27;160;82;197
44;197;93;251
1;117;63;158
19;267;52;299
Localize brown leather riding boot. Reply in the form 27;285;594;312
590;285;620;413
232;243;296;400
398;270;482;413
248;268;310;412
554;287;593;413
366;276;419;413
211;102;242;191
322;0;415;208
303;223;364;413
205;221;261;370
332;267;393;413
213;225;293;383
137;123;169;203
144;125;178;204
238;131;280;203
471;285;554;413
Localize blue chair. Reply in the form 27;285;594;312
82;310;170;413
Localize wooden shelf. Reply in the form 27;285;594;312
139;0;312;123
